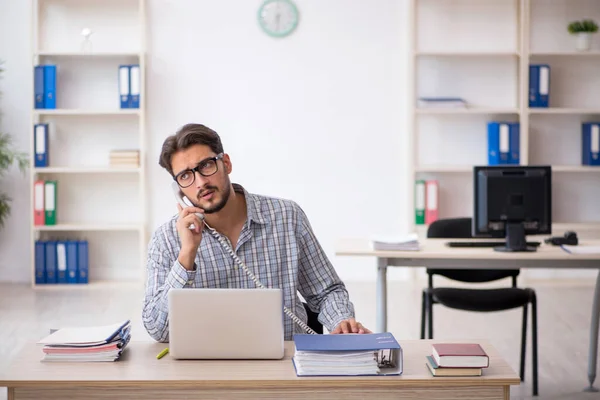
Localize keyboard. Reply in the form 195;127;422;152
446;241;541;248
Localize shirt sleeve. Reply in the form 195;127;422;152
294;204;355;332
142;227;197;342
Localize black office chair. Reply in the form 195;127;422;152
421;217;538;396
303;302;323;334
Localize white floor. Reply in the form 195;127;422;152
1;279;599;400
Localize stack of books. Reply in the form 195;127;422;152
109;150;139;167
37;320;131;362
370;233;420;251
426;343;489;376
292;332;403;376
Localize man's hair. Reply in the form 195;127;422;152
159;123;224;176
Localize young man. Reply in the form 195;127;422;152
142;123;371;342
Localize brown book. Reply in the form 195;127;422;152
432;343;489;368
425;355;482;376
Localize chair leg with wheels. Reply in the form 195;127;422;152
520;303;528;382
531;291;538;397
420;290;426;340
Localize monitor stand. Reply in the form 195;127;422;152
494;222;537;252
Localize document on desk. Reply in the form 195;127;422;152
292;332;403;376
370;233;420;251
561;245;600;254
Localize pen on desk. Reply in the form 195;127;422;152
157;348;169;359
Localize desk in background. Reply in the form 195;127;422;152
0;340;519;400
335;238;600;392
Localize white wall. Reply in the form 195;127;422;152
0;0;410;283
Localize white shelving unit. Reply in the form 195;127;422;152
408;0;600;246
30;0;147;288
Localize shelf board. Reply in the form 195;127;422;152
530;51;600;57
416;108;520;115
34;224;143;232
416;51;519;57
34;167;140;174
415;165;600;173
528;108;600;115
415;222;600;233
36;51;142;57
416;165;471;173
34;109;140;116
32;281;143;290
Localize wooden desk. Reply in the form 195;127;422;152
0;340;519;400
335;238;600;392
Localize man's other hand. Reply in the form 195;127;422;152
331;318;372;334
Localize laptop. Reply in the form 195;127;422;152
167;288;285;360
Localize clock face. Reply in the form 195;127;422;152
258;0;299;38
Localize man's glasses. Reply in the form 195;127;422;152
174;153;224;188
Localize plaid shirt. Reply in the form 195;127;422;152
142;183;355;342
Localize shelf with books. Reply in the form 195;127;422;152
415;165;600;174
30;0;147;288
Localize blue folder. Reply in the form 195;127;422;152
43;65;56;109
292;332;403;376
77;240;89;284
34;66;45;109
35;240;46;284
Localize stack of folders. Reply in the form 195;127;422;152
426;343;489;377
417;97;467;109
292;332;402;376
37;320;131;362
109;150;140;167
370;233;420;251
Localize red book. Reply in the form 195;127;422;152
432;343;489;368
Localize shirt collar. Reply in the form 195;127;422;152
233;183;268;225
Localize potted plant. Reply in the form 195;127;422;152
0;61;28;229
568;19;598;51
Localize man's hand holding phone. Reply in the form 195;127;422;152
176;203;205;271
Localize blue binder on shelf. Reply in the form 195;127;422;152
35;240;46;284
56;241;68;284
77;240;89;284
34;123;49;167
119;65;130;109
488;122;519;165
129;64;140;108
45;240;57;284
34;66;45;109
292;332;403;376
582;122;600;166
66;240;78;284
529;64;550;108
43;65;56;109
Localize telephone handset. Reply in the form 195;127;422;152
170;181;317;335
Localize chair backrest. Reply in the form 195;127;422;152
426;217;520;285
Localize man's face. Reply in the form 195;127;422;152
171;144;232;214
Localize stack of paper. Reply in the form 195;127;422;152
417;97;467;108
109;150;139;167
370;233;420;251
37;320;131;362
292;332;402;376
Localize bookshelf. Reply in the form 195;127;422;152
30;0;147;287
408;0;600;246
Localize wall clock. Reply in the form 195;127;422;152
258;0;299;38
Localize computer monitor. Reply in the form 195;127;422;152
473;165;552;252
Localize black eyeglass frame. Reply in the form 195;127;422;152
173;153;224;188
